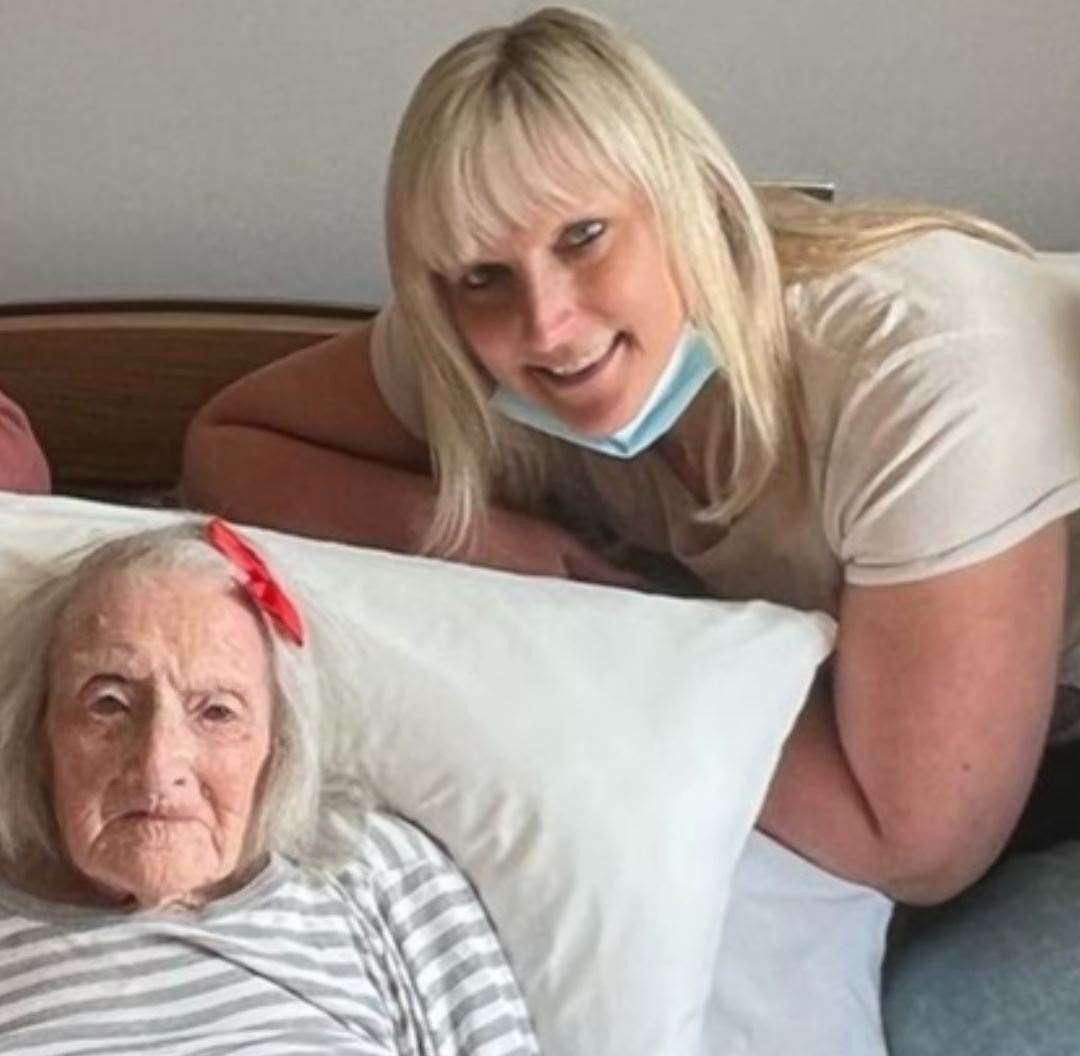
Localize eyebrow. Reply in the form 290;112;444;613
193;683;252;703
452;217;608;275
77;671;135;689
74;671;253;701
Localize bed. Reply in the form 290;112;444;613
0;299;373;501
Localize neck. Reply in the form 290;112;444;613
654;378;732;503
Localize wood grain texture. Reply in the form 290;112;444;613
0;302;375;499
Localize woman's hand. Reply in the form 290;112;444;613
757;520;1068;905
469;507;646;587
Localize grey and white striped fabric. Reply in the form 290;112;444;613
0;813;539;1055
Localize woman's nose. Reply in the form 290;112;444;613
523;266;577;353
124;712;192;792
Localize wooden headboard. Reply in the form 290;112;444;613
0;301;375;501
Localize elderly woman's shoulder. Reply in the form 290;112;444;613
343;810;457;880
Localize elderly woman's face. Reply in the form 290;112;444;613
442;182;686;437
44;567;273;909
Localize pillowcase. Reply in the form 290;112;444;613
0;493;834;1056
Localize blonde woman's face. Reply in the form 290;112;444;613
44;568;273;910
442;184;686;436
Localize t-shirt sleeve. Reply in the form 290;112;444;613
0;389;50;494
368;303;429;441
357;813;540;1055
823;314;1080;585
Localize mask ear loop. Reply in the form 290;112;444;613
205;518;306;647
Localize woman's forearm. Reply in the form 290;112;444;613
761;526;1065;905
182;422;439;552
755;688;918;897
182;421;641;584
759;685;1005;905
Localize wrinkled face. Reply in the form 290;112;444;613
44;567;273;910
442;183;686;436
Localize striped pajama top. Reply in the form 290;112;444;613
0;812;539;1055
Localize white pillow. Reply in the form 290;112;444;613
0;493;834;1056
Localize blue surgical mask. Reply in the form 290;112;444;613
490;327;718;458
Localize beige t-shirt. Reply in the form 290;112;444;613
371;231;1080;687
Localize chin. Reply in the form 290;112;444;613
567;403;641;437
89;854;228;910
547;385;639;434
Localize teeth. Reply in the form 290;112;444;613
548;338;616;376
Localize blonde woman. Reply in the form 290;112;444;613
183;8;1080;1049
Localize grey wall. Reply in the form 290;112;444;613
2;0;1077;307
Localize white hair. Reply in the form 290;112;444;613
0;519;374;876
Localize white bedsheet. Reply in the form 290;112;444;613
705;831;892;1055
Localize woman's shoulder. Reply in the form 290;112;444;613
861;229;1078;328
785;229;1074;365
327;814;488;948
341;810;456;882
787;233;1080;584
784;230;1080;450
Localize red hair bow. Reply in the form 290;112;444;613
206;518;305;646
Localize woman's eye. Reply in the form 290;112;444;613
562;219;606;249
460;263;504;291
201;701;237;724
88;693;128;718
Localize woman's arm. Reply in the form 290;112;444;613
183;323;436;547
181;326;640;584
757;519;1067;905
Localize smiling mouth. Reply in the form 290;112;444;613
532;333;625;386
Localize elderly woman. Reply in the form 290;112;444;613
0;519;538;1055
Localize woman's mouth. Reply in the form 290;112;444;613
113;804;192;824
532;333;625;388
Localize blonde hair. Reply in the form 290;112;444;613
385;6;1030;555
760;185;1030;280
